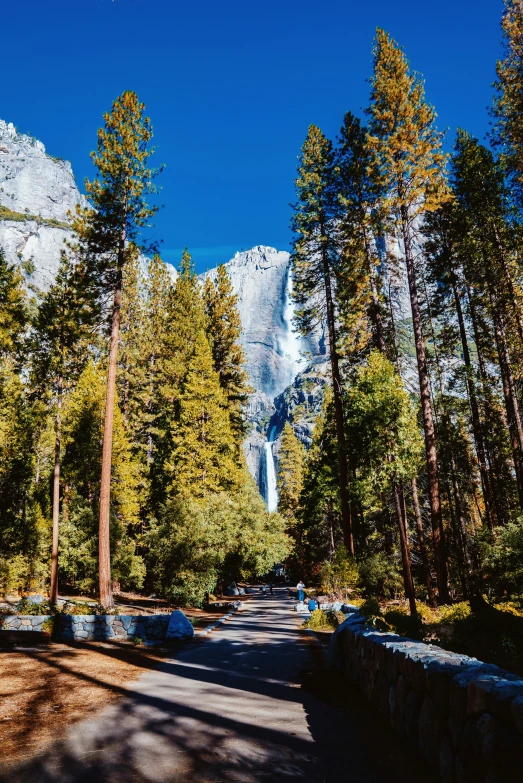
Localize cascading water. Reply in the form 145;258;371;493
263;425;278;512
278;267;305;384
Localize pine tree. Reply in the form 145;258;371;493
30;250;98;603
291;124;354;555
367;28;451;602
493;0;523;209
168;330;240;497
151;249;207;507
277;422;305;522
73;92;161;608
203;264;251;449
0;248;27;362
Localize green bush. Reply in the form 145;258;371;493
480;521;523;599
358;552;403;597
358;597;382;618
16;598;53;615
41;617;55;634
61;601;99;615
320;545;359;598
305;608;340;630
384;608;423;639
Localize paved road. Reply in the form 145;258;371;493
1;590;428;782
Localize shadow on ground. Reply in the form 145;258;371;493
0;592;433;783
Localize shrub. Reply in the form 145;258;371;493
480;521;523;599
320;545;359;598
384;608;423;640
358;552;403;597
358;597;382;618
61;601;99;615
16;598;53;615
305;608;340;631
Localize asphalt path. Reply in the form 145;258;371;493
1;589;429;782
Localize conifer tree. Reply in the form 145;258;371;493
291;124;354;555
168;330;240;497
493;0;523;209
31;251;98;603
367;28;451;602
277;422;305;523
203;265;250;449
73;92;161;608
0;248;27;362
151;250;207;507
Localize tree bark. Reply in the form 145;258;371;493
322;238;354;556
451;274;495;530
400;209;450;602
98;259;124;609
491;296;523;510
393;481;416;616
411;477;436;605
49;378;62;606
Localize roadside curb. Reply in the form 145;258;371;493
195;603;242;637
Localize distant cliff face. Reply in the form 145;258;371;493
0;118;327;495
203;245;318;399
0;120;83;290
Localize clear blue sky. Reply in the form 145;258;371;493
2;0;504;272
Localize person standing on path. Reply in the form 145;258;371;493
297;580;305;602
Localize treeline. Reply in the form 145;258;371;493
0;93;290;607
278;2;523;611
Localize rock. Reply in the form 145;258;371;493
165;610;194;641
294;602;309;613
25;594;46;604
223;582;239;597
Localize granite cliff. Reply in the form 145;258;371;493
0;120;328;502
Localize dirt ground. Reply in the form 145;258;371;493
0;640;183;768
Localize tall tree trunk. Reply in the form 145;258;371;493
322;240;354;556
467;284;507;525
491;295;523;509
98;258;124;609
49;378;62;606
400;209;450;602
411;477;436;605
393;481;416;616
451;275;495;529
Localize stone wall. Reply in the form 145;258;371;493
57;614;170;644
328;610;523;782
1;615;53;632
0;614;170;644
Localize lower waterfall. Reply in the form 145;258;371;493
263;425;278;512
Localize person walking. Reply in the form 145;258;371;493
269;582;273;595
297;580;305;603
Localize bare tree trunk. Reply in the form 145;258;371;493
322;239;354;556
410;477;436;605
452;275;495;529
400;209;450;602
98;259;123;609
49;378;62;606
393;481;416;615
491;297;523;510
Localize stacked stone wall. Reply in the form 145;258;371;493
328;612;523;782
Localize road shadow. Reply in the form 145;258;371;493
0;593;433;783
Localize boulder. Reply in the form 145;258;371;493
165;610;195;641
224;582;240;597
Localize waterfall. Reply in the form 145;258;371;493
263;425;278;512
278;266;304;385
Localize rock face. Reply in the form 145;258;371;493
0;118;328;499
0;119;84;290
203;245;319;398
